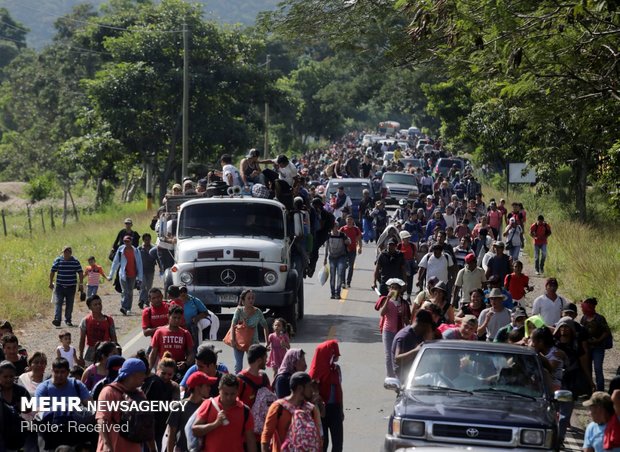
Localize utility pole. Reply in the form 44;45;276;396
264;54;270;160
182;22;190;178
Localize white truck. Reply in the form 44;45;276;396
162;195;305;329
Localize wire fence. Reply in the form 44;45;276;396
0;205;97;237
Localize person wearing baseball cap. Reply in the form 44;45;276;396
582;391;620;452
110;217;140;262
452;252;486;309
442;314;478;340
484;240;511;288
166;370;219;452
494;307;527;343
107;230;144;316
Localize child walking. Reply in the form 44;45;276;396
266;318;292;378
56;331;80;368
84;256;105;297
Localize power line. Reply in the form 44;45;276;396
11;2;185;34
0;32;108;56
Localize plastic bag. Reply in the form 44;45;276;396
317;265;329;286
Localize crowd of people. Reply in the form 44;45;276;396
0;131;618;452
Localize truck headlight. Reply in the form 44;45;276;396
179;272;193;285
520;429;544;446
264;271;278;285
401;420;425;437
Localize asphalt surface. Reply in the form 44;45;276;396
117;240;585;451
119;241;393;451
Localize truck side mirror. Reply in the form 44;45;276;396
553;389;573;403
384;377;401;393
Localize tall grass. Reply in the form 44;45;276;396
482;184;620;330
0;202;152;322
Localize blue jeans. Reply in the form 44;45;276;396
382;329;396;378
508;245;521;261
534;244;547;272
345;250;357;285
591;347;606;391
120;277;136;311
329;256;346;296
86;285;99;298
233;346;245;374
362;218;375;242
54;285;76;323
139;272;154;305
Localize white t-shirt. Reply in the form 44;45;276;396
222;164;242;187
276;162;298;186
478;307;511;340
443;213;458;230
532;294;566;326
418;252;453;286
455;266;487;304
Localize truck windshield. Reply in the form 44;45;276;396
407;348;544;398
178;203;285;239
383;174;417;185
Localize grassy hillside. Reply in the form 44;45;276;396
0;0;278;49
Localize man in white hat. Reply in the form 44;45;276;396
477;288;511;341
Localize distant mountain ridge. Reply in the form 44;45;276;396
0;0;278;49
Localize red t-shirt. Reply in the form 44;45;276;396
487;210;502;230
141;302;170;330
505;272;529;300
196;396;254;452
339;225;361;253
124;247;137;278
397;241;415;261
529;222;551;246
150;326;193;362
237;370;271;409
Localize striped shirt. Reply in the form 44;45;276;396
51;256;83;286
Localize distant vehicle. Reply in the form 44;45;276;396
383;340;571;451
416;138;432;151
382;151;395;167
362;134;383;146
379;121;401;136
396;141;410;150
434;158;464;177
381;172;420;205
325;178;375;221
408;126;421;137
400;158;426;170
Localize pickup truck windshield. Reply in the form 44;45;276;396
178;203;285;239
383;174;417;185
408;348;544;398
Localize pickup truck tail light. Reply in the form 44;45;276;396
382;187;390;198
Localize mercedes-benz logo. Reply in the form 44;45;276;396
220;269;236;285
466;428;479;438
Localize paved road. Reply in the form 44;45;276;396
117;241;585;451
119;241;393;451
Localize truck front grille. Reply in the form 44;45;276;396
432;424;513;442
194;266;263;287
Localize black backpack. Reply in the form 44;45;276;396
1;400;26;450
109;383;155;443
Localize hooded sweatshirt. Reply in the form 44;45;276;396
309;340;343;405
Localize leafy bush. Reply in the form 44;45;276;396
25;174;56;203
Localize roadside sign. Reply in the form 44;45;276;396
508;163;536;183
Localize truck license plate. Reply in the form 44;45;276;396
218;294;238;304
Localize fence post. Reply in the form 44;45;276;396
27;204;32;235
1;209;6;236
40;209;46;233
50;206;55;230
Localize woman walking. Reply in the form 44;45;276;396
230;289;269;373
580;297;612;391
309;339;344;452
376;279;410;378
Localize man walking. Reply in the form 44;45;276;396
138;233;159;309
339;215;362;288
373;239;407;296
108;235;143;315
452;253;486;308
110;217;140;259
49;246;84;327
529;214;552;274
477;288;511;341
532;277;566;326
